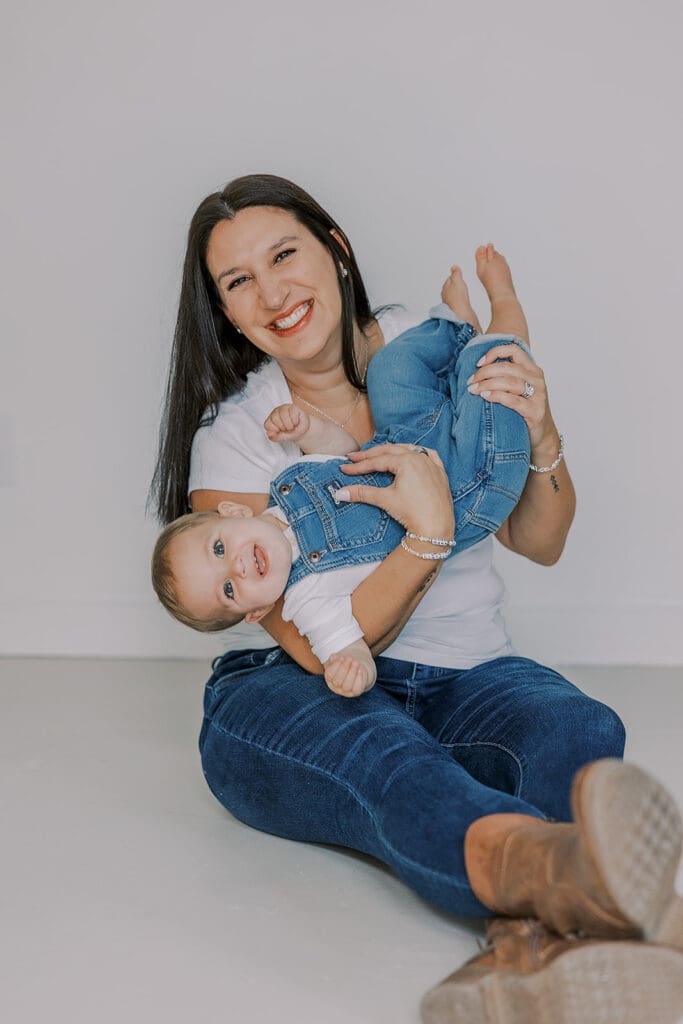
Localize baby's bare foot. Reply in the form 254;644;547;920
441;266;483;333
475;243;530;345
475;243;517;304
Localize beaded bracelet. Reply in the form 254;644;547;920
400;537;451;560
405;530;455;548
529;434;565;473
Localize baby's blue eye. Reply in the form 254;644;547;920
223;580;234;600
213;539;225;558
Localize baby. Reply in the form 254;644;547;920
152;247;532;698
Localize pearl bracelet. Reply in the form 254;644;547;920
400;536;452;560
405;530;455;548
529;434;565;473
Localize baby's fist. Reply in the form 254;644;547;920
264;403;310;443
324;655;375;698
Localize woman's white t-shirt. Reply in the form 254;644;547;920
188;308;514;668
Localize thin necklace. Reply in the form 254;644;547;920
287;335;369;433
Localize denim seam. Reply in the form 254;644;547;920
378;751;444;801
440;739;526;799
204;718;475;894
411;400;490;503
405;681;417;718
410;399;446;446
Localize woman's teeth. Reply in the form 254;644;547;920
272;302;311;330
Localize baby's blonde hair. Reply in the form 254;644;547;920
151;511;244;632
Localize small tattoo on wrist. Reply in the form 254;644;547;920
550;474;560;493
416;569;437;594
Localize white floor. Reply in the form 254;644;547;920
1;659;682;1024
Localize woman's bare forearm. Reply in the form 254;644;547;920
496;427;575;565
351;548;441;654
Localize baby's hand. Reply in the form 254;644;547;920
324;653;376;698
264;403;310;444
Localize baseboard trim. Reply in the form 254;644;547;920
1;599;681;664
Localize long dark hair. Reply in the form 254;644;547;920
150;174;374;524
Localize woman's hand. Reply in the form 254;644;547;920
466;342;556;457
470;345;577;565
336;443;455;541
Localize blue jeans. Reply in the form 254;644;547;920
199;649;625;918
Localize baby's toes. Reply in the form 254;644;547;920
441;267;462;301
475;245;488;269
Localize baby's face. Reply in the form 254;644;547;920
169;511;293;625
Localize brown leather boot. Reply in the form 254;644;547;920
420;917;683;1024
466;759;682;940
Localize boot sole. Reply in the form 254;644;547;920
421;941;683;1024
572;759;682;939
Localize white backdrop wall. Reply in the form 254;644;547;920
1;0;681;663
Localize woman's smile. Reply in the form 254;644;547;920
268;300;314;335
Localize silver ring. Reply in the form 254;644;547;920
521;381;535;399
413;446;430;455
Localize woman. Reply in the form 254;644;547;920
151;175;683;1022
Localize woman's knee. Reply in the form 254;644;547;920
495;658;625;762
520;687;626;820
579;699;625;760
467;658;626;819
545;690;625;765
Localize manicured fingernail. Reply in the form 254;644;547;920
476;356;486;366
467;383;479;394
480;390;491;398
334;488;351;502
466;374;474;384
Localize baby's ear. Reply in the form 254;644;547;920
217;500;253;518
244;605;274;625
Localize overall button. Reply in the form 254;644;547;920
278;483;293;495
309;550;324;563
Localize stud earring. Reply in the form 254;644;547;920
235;326;242;334
340;265;348;278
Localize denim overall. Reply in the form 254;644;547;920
270;310;531;587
